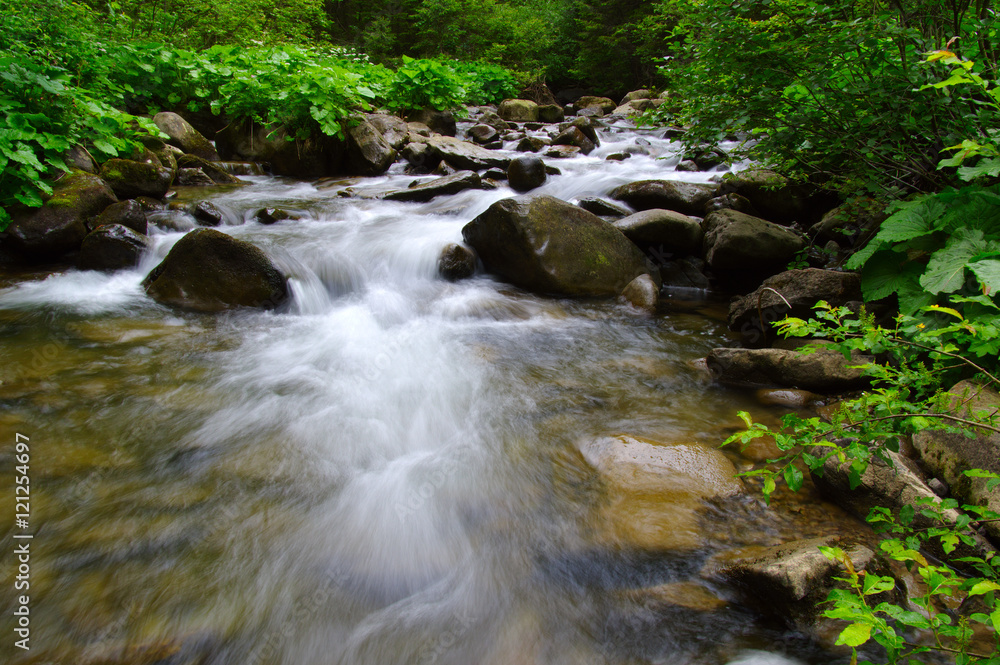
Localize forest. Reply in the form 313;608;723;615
3;1;1000;664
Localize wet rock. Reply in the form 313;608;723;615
559;117;600;145
580;434;744;551
216;119;346;178
619;581;727;612
577;106;604;119
721;168;814;225
139;135;181;173
705;193;759;216
100;159;174;200
483;168;507;180
675;159;698;172
687;147;728;170
498;99;540;122
252;208;294;225
705;346;870;393
544;145;581;159
577;197;631;219
63;144;97;173
609;179;719;217
613;209;703;255
467;124;499;145
606;152;630;161
78;224;150;272
153;111;220;161
507;156;547;192
175;168;217;186
461;194;654;297
620;274;659;311
383;171;483;202
575;96;616;114
703;537;891;627
620;89;654;105
913;381;1000;544
432;161;458;176
755;388;823;408
143;228;288;312
500;131;523;142
553;126;596;155
189;201;225;226
438;243;477;281
176;154;244;185
477;110;511;132
702;209;805;274
659;258;711;289
728;269;862;348
537;104;565;123
418;134;510;170
405;109;457;136
809;198;887;245
90;199;147;235
400;141;440;172
347;117;398;176
366;113;410;149
6;172;117;260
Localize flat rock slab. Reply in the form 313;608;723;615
382;171;483;202
706;346;870;393
609;179;719;216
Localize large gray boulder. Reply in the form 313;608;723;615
78;224;150;272
728;269;862;348
702;209;805;273
574;96;616;114
100;159;174;200
417;134;511;170
216;120;346;178
366;113;411;149
461;194;655;297
609;180;719;216
913;381;1000;544
382;171;483;202
721;168;814;225
143;229;289;312
405;109;456;136
153;112;220;161
705;346;870;393
507;156;547;192
613;209;703;255
497;99;540;122
347;118;398;175
6;172;118;260
552;126;595;155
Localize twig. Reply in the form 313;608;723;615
757;287;792;335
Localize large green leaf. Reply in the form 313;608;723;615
969;258;1000;294
860;251;920;301
958;157;1000;182
920;228;989;294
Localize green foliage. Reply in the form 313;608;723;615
384;56;467;112
725;302;1000;663
844;185;1000;317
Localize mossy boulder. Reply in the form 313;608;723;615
574;95;617;114
215;120;346;178
461;194;655;297
613;209;703;255
702;208;804;275
100;159;174;200
90;199;148;235
153;111;220;161
705;346;870;393
6;172;118;260
78;224;150;272
405;109;457;136
609;179;719;216
143;229;289;312
498;99;540;122
537;104;565;123
721;168;817;225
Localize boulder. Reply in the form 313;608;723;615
400;141;440;172
405;109;456;136
215;120;346;178
366;113;411;149
620;274;659;311
544;146;581;159
606;152;631;162
153;112;220;161
77;224;150;272
438;243;477;281
461;194;654;297
175;154;244;185
515;137;548;153
620;89;654;105
577;197;631;219
476;110;511;132
537;105;565;123
189;201;225;226
175;168;217;186
660;258;711;289
609;179;719;217
507;156;547;192
675;159;698;172
702;209;805;273
143;228;289;312
705;193;760;217
139;136;180;173
518;82;559;106
6;172;117;260
90;199;147;235
467;124;499;145
382;171;483;202
62;145;97;173
552;126;596;155
252;208;295;225
913;381;1000;544
99;159;174;200
560;117;600;145
612;100;657;116
497;99;540;122
721;168;813;225
705;346;870;393
419;134;510;170
347;118;398;175
613;209;703;255
575;96;616;114
728;269;862;348
686;147;727;171
580;434;743;551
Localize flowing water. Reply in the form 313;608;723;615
1;118;867;665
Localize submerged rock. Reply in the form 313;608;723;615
461;194;654;297
143;228;289;312
438;243;477;281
